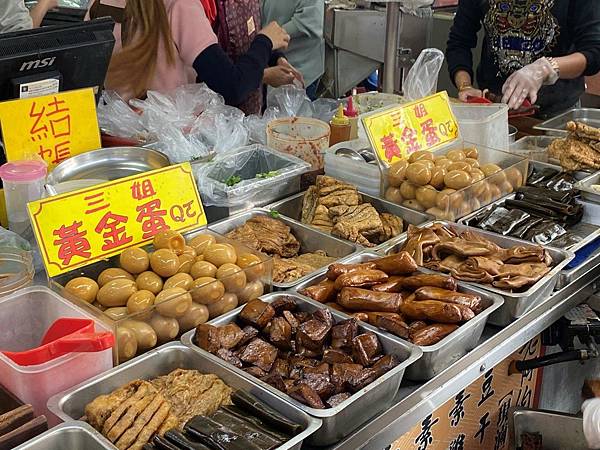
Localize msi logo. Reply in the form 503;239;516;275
19;57;56;72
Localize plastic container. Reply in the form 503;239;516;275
324;139;382;197
509;135;556;162
266;117;330;170
0;286;113;425
0;160;47;241
329;104;351;146
0;248;34;296
451;103;509;150
51;228;273;364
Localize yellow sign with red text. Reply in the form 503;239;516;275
362;92;459;166
28;163;206;277
0;88;101;169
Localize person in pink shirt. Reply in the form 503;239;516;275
88;0;291;104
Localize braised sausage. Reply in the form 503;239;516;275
400;300;463;323
408;321;428;332
351;312;370;322
372;252;418;275
455;304;475;321
371;276;406;293
399;274;457;291
376;315;410;339
325;302;348;312
338;288;402;313
326;262;377;280
334;269;389;290
365;311;403;326
414;287;483;312
410;324;459;346
299;279;337;303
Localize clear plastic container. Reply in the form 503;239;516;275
0;248;34;296
0;161;47;242
451;103;509;151
266;117;330;170
0;286;113;425
324;139;381;197
51;229;273;364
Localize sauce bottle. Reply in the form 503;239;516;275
344;96;359;140
329;104;351;146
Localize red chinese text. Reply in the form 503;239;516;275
53;221;91;265
95;212;133;251
29;97;72;165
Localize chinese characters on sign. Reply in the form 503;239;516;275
362;92;459;166
391;336;542;450
29;163;206;277
0;88;101;169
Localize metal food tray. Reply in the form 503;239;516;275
379;222;574;327
533;108;600;135
268;191;432;251
47;343;320;450
293;252;504;381
510;408;586;450
13;422;114;450
181;293;421;446
207;209;359;290
575;171;600;204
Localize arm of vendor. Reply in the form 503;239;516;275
446;0;600;118
0;0;57;33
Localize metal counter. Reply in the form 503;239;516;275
320;260;600;449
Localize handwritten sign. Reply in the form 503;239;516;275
362;92;459;166
28;163;206;277
391;336;542;450
0;88;101;169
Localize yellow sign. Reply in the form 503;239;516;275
0;88;101;169
392;336;542;450
362;91;459;166
28;163;206;277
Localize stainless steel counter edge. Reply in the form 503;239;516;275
327;263;600;450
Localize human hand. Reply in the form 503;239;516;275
501;57;556;109
259;21;290;51
40;0;59;10
277;57;304;87
263;66;295;87
458;86;484;102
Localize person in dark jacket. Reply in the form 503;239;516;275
446;0;600;118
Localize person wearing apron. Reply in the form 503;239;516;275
88;0;290;109
446;0;600;119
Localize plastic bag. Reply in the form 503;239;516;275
244;107;280;145
0;226;31;252
267;85;314;118
403;48;444;101
312;98;341;123
193;144;310;207
583;398;600;449
97;91;148;140
400;0;434;14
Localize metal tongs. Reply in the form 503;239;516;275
466;91;539;118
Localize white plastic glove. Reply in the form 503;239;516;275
501;57;558;110
583;398;600;449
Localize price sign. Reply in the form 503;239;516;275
0;88;101;169
362;92;459;166
28;163;206;277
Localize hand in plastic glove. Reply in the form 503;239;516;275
458;86;484;103
277;57;304;87
263;66;295;88
502;57;557;110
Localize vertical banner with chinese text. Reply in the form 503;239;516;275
361;91;459;167
391;336;542;450
0;88;101;169
28;163;206;277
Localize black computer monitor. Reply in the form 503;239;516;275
0;17;115;101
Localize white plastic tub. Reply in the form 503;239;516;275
0;286;113;425
324;139;381;197
451;103;509;150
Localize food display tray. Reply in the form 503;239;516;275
293;252;504;381
379;222;574;327
534;108;600;135
575;171;600;205
207;209;359;290
13;422;114;450
511;408;587;450
267;191;433;251
181;293;421;446
47;342;321;450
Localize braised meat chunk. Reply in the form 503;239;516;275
225;216;300;258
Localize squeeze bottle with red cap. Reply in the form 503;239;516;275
345;96;359;140
329;104;351;146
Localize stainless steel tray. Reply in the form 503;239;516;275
13;422;114;450
576;171;600;204
47;343;321;450
511;408;586;450
268;191;432;251
207;209;359;290
533;108;600;135
293;252;504;381
379;222;574;327
181;293;421;446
